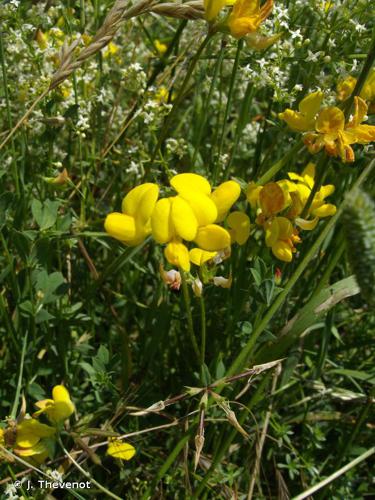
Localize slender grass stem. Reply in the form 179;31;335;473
199;294;206;368
181;271;201;362
292;447;375;500
10;332;28;419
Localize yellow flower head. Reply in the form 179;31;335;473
337;69;375;106
151;174;234;270
286;163;336;228
107;439;136;460
228;0;274;39
154;39;167;55
264;216;300;262
279;91;324;131
105;183;159;246
303;97;375;162
34;385;75;424
8;418;56;461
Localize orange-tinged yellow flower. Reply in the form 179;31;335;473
105;183;159;246
107;439;136;460
204;0;233;21
279;91;324;131
303;97;375;162
264;216;300;262
34;385;75;424
337;69;375;108
228;0;274;39
286;163;336;228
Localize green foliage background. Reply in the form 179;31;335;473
0;0;374;498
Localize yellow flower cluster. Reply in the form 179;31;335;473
247;163;336;262
0;385;135;464
104;174;250;272
279;91;375;163
337;69;375;112
0;386;74;463
204;0;278;49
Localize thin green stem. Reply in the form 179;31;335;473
213;38;243;183
181;271;200;361
10;332;28;419
58;437;122;500
258;140;304;184
199;294;207;368
292;447;375;500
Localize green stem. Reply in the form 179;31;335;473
213;38;243;183
292;447;375;500
199;294;206;368
192;39;226;167
181;271;200;361
227;158;375;377
10;332;28;419
58;437;122;500
258;139;304;184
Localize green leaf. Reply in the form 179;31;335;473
31;199;60;230
329;369;375;385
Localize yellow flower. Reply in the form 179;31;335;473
107;439;136;460
154;39;167;55
204;0;230;21
303;97;375;162
189;248;217;266
210;180;241;221
279;91;324;131
337;69;375;107
227;211;251;245
164;241;191;272
286;163;336;228
5;418;56;461
35;29;48;50
151;174;233;269
228;0;274;39
34;385;75;424
103;42;120;58
264;216;301;262
105;183;159;246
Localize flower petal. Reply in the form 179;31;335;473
195;224;231;251
107;440;136;461
171;196;198;241
312;204;336;217
295;217;319;230
122;183;159;222
189;248;217;266
211;180;241;221
227;211;251;245
164;241;190;271
181;192;218;226
315;107;345;134
16;419;55;448
272;241;293;262
298;91;324;119
151;198;173;244
170;173;211;196
259;182;285;215
104;213;136;243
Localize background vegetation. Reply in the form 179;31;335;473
0;0;374;498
